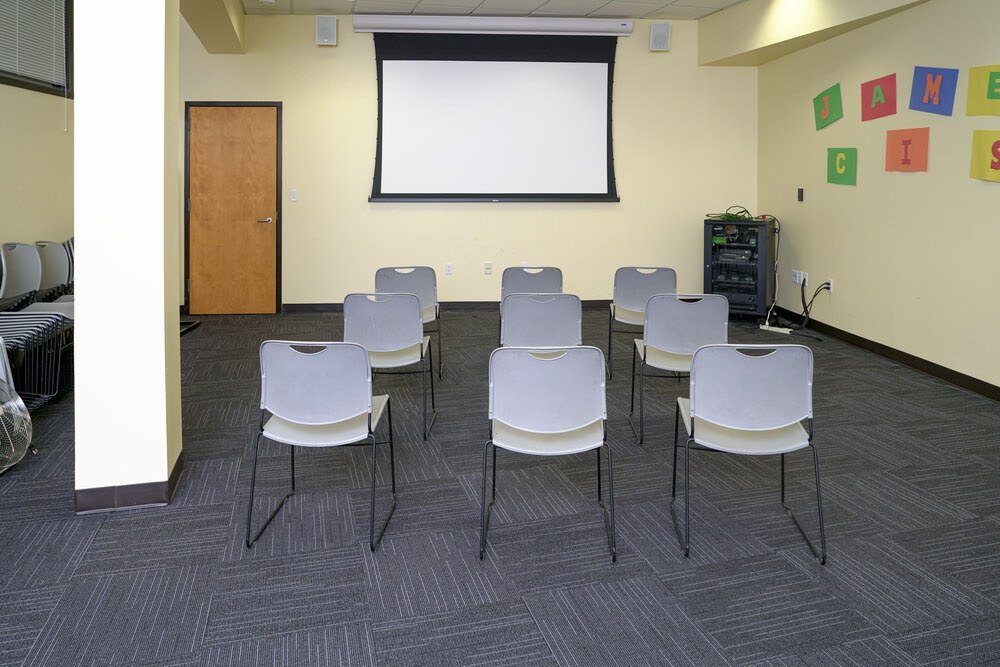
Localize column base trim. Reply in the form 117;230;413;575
75;453;185;514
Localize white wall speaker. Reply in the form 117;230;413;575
650;22;670;51
316;16;337;46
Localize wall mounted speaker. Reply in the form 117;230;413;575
316;16;337;46
650;22;670;51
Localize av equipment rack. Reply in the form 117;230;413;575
703;219;776;317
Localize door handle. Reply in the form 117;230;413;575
256;217;273;224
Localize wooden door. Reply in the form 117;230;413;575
187;104;279;314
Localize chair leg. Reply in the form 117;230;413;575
480;440;495;560
604;442;617;562
629;344;637;414
370;432;398;552
668;437;692;557
436;317;443;379
671;402;680;497
245;432;294;549
422;351;438;440
388;397;396;495
607;310;614;379
780;445;827;565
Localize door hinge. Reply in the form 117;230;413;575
186;279;190;292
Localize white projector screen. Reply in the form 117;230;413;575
371;34;619;202
381;60;608;195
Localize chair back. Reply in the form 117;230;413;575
500;293;581;347
613;267;676;311
375;266;437;312
644;294;728;355
64;237;74;283
489;346;605;433
259;341;371;425
0;243;42;300
36;241;71;292
690;344;813;431
500;266;562;300
0;336;12;387
344;292;423;353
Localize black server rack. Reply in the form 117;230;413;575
703;219;776;317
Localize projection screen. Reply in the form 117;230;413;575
370;34;620;202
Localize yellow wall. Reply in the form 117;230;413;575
758;0;1000;385
179;16;758;302
0;84;73;243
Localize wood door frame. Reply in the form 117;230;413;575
183;101;283;314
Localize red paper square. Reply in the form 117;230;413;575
861;74;897;121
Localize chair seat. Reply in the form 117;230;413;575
263;394;388;447
634;339;691;372
22;302;74;319
491;419;604;456
368;336;430;369
612;304;643;326
676;397;810;455
422;305;437;324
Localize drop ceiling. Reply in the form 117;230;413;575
242;0;750;20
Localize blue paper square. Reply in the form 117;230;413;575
909;66;959;116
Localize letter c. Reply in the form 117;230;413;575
836;153;847;174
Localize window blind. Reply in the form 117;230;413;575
0;0;67;90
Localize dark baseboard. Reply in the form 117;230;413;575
75;453;185;514
775;307;1000;402
283;300;613;312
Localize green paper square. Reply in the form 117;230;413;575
827;148;857;185
813;83;844;130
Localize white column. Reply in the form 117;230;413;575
74;1;183;509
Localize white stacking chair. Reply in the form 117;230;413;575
0;243;42;303
671;344;826;564
35;241;71;300
56;237;74;302
246;341;397;552
375;266;442;379
500;293;582;347
481;346;616;562
608;267;676;378
500;266;562;300
630;294;728;443
344;293;436;439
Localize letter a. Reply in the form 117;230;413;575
820;95;830;120
871;84;886;108
991;141;1000;170
923;74;942;105
836;153;846;174
901;139;912;165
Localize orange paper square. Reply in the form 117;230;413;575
886;128;929;172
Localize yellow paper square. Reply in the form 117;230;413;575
970;130;1000;182
967;65;1000;116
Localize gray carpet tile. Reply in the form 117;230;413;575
523;576;728;666
361;529;516;621
371;601;553;666
1;309;999;663
199;622;376;667
22;565;211;665
0;586;63;667
204;547;366;645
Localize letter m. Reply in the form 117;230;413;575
923;74;942;105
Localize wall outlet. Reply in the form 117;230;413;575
289;189;298;202
445;262;453;275
791;270;808;285
484;262;492;275
827;278;833;293
521;261;528;267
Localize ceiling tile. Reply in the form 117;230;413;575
412;3;476;13
291;0;356;13
532;0;609;15
471;6;530;13
243;0;293;14
478;0;548;10
645;4;713;19
354;0;417;12
416;0;483;6
588;1;666;18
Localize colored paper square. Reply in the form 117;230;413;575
969;130;1000;183
909;66;959;116
813;83;844;130
966;64;1000;116
827;148;857;185
861;74;897;121
886;128;929;172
